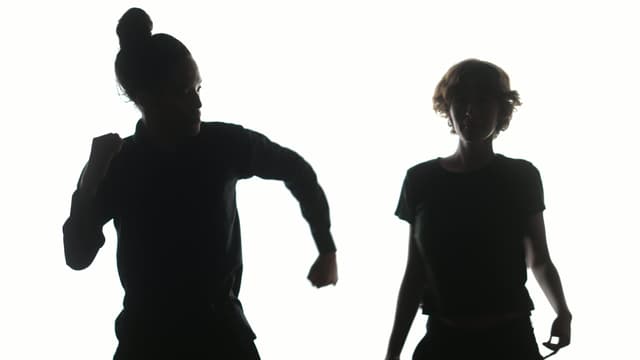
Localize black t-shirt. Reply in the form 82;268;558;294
64;120;335;316
395;154;544;317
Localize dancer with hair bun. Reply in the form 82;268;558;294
63;8;337;359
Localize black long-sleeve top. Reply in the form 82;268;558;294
63;120;335;312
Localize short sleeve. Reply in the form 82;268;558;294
395;172;414;223
522;162;545;215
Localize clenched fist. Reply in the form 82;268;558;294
89;133;123;166
307;252;338;288
80;133;123;192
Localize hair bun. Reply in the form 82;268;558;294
116;8;153;50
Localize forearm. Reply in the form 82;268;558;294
242;130;336;252
64;133;121;269
63;163;111;270
295;183;335;253
387;277;422;357
78;159;112;194
312;230;336;254
280;154;335;253
531;261;571;317
63;222;103;270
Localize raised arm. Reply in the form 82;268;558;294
385;225;427;360
62;134;122;270
236;127;336;286
524;211;572;351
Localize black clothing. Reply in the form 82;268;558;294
412;316;542;360
395;154;544;317
63;120;335;358
113;298;261;359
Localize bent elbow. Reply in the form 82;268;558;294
65;249;96;270
62;219;104;270
66;258;90;271
529;258;554;274
63;236;101;271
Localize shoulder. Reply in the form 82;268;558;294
496;154;540;175
496;155;543;191
200;121;247;136
199;121;268;142
197;122;254;149
405;158;442;181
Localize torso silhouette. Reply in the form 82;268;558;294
64;120;335;338
396;154;544;317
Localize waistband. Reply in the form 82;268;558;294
431;311;531;330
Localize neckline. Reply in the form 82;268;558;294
436;154;502;175
133;119;202;151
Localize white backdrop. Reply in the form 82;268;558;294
1;1;638;359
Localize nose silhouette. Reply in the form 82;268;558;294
195;92;202;109
187;88;202;110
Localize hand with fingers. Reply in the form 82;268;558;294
542;313;572;358
307;251;337;288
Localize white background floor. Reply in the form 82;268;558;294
1;1;638;359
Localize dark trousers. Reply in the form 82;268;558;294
114;334;260;360
413;316;542;360
113;305;260;360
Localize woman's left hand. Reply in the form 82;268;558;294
543;313;572;351
307;252;338;288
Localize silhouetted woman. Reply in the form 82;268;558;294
385;59;571;360
63;8;337;360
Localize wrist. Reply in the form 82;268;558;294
80;161;111;189
557;310;572;320
314;229;336;253
86;157;112;176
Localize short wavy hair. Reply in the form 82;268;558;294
433;59;522;136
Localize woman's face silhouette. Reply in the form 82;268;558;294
448;82;500;143
140;56;203;137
